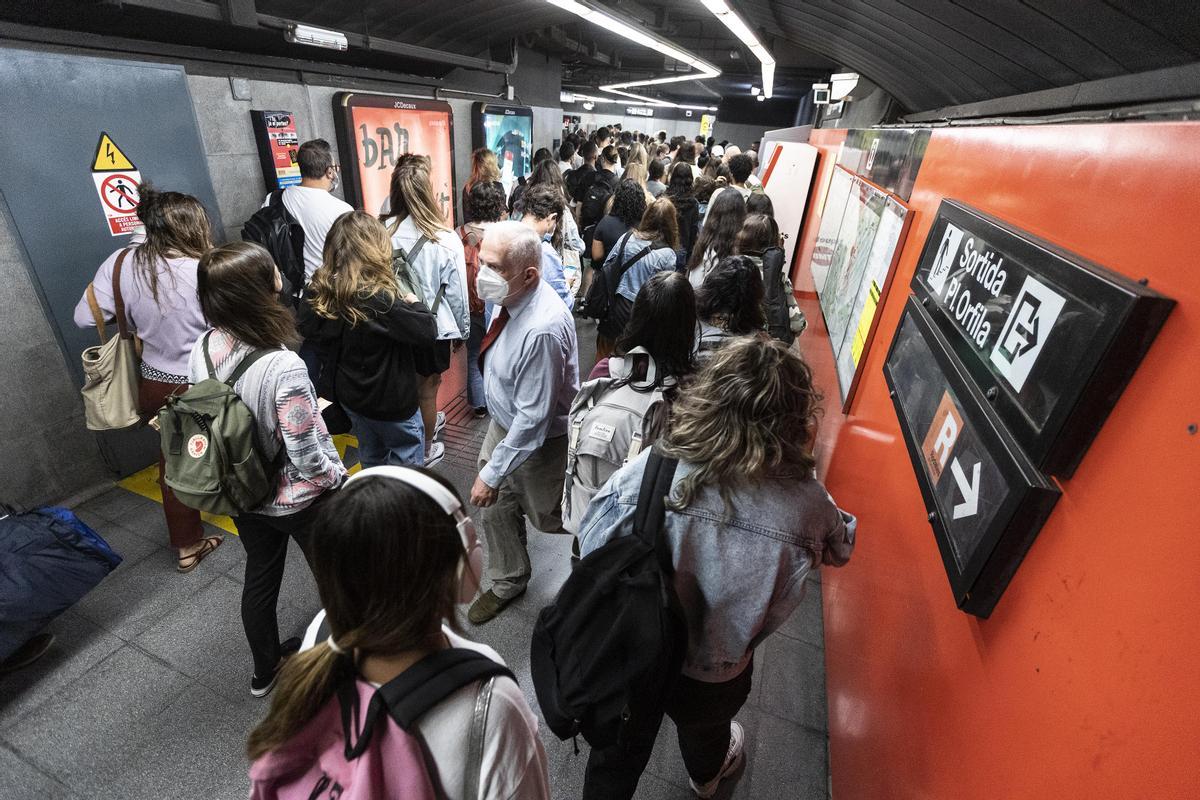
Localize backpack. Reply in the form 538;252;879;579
157;333;278;516
249;648;514;800
580;173;616;232
561;349;669;535
392;235;448;313
759;247;802;346
242;189;306;307
531;449;686;748
581;232;652;336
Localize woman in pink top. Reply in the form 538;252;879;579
74;186;218;573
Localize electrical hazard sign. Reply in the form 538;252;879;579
91;132;142;236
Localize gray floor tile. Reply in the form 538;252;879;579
744;712;828;800
633;770;696;799
72;545;223;640
0;742;76;800
0;646;191;795
753;635;828;731
100;682;261;800
75;487;154;524
775;581;825;648
0;610;124;728
80;516;164;572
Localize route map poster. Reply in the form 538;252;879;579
334;93;456;226
474;103;533;200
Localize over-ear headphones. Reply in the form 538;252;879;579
343;466;482;604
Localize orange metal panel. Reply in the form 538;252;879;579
815;122;1200;799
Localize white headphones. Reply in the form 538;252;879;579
343;466;483;604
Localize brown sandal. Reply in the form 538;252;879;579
177;536;222;574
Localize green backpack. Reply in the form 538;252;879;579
158;333;278;516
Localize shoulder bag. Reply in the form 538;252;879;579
81;248;142;430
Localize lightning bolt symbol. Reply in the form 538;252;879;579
105;142;115;165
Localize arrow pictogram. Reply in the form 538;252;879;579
951;457;980;520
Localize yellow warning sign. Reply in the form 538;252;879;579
92;132;137;172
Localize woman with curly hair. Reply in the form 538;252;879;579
589;179;648;268
695;255;766;357
578;336;856;800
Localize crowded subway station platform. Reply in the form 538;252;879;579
0;2;1196;798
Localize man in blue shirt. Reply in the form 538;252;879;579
468;222;580;624
517;183;574;309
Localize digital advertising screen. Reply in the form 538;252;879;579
333;93;457;226
473;103;534;199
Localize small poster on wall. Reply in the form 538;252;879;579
250;110;301;190
474;103;534;201
333;93;457;225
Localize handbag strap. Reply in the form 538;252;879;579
609;233;653;300
85;284;108;345
111;248;134;341
463;676;498;800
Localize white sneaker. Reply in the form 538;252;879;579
434;411;447;438
689;721;745;798
424;441;446;467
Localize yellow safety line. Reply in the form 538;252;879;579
116;434;362;535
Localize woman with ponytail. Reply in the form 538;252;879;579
247;468;549;799
73;184;218;572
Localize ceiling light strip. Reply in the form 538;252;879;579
696;0;776;98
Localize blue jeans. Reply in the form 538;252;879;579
466;312;486;409
345;407;425;468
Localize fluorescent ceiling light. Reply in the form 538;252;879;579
697;0;776;98
546;0;719;75
284;23;349;51
565;90;717;112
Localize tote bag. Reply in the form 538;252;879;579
81;248;141;430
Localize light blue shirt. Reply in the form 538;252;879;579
480;280;580;487
603;233;677;302
388;216;470;340
541;241;573;309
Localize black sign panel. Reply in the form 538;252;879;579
885;299;1061;618
910;200;1174;477
838;129;930;202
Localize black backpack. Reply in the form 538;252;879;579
530;450;686;748
242;189;306;307
760;246;796;346
582;232;652;337
580;172;617;232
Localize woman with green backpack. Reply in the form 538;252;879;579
191;241;347;698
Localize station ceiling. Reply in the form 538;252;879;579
4;1;1199;113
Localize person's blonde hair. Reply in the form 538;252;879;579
626;143;649;168
465;148;500;191
635;197;680;252
383;153;449;239
662;337;822;510
623;161;649;188
306;211;399;326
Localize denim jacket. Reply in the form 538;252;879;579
579;449;856;683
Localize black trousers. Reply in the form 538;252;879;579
233;499;324;678
582;661;754;800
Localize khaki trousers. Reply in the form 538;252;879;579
477;420;568;600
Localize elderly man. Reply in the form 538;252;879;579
468;221;580;624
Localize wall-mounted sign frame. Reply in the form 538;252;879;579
910;200;1175;477
811;166;913;410
250;110;301;190
333;93;457;225
885;298;1061;618
472;102;533;202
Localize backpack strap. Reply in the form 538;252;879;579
607;233;653;304
464;677;498;800
201;332;274;386
402;234;430;265
633;449;679;575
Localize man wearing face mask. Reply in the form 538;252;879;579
260;138;352;287
468;221;580;624
518;183;573;309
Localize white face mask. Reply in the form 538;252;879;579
476;264;511;305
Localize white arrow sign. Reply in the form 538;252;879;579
950;458;981;520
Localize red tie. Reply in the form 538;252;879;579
477;307;510;372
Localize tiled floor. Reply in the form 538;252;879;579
0;319;832;799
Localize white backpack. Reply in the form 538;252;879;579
561;349;671;535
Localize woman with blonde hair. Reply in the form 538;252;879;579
300;211;438;468
578;336;855;799
382;154;470;467
462;147;502;223
73;185;219;573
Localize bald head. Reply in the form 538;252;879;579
484;220;542;275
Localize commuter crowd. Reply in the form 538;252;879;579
74;124;853;799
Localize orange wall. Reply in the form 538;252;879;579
801;123;1200;799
